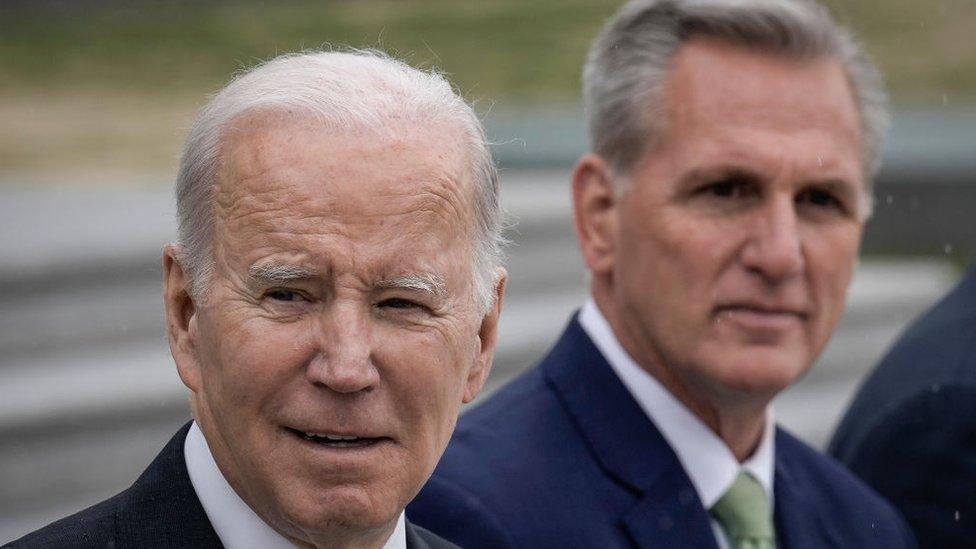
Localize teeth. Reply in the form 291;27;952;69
304;432;360;441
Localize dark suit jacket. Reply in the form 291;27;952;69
830;264;976;548
9;422;456;549
408;315;916;548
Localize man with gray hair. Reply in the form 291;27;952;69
409;1;916;547
11;49;506;549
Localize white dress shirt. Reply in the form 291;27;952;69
578;300;776;549
184;422;407;549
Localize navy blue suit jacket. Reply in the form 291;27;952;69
830;264;976;548
9;422;455;548
409;316;915;548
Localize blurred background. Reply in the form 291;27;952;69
1;0;973;541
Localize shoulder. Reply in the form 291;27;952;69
832;266;976;455
870;269;976;386
433;362;596;485
7;423;219;548
410;318;666;547
408;366;562;547
6;491;124;548
838;382;976;468
775;429;915;545
779;429;886;507
409;361;635;547
409;470;519;548
454;365;560;443
830;384;976;546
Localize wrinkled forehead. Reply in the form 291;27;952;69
212;108;476;229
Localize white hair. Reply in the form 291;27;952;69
175;50;504;314
584;0;889;183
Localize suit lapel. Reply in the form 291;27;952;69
406;520;459;548
621;464;721;548
405;520;430;549
543;316;718;548
773;430;838;549
115;422;223;547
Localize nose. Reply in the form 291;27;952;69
740;195;804;282
306;302;380;394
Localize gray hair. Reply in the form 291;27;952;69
175;50;504;314
583;0;889;181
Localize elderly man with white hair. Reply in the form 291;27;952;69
11;50;506;549
409;1;918;547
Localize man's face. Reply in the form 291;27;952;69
603;39;865;405
166;113;500;543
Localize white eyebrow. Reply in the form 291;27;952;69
248;263;314;283
376;273;447;298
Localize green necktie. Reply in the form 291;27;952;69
710;472;777;549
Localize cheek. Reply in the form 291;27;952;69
198;312;315;414
378;327;469;398
813;226;859;284
374;325;471;429
806;228;860;327
629;218;731;305
373;326;473;480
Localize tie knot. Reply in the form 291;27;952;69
711;472;776;548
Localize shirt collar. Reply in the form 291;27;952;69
578;299;775;508
184;421;407;549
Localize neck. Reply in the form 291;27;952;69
591;282;770;462
693;395;768;461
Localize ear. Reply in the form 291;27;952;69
572;154;619;277
463;268;507;403
163;244;202;393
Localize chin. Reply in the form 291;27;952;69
703;347;810;397
278;483;402;537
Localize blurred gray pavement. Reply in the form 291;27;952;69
0;169;964;542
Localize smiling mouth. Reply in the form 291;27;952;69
286;427;386;449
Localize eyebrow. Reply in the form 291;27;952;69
246;263;449;298
247;263;315;284
376;273;448;299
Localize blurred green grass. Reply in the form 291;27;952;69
825;0;976;103
1;0;973;176
4;0;974;101
0;0;617;103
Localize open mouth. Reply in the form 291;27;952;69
286;427;385;449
